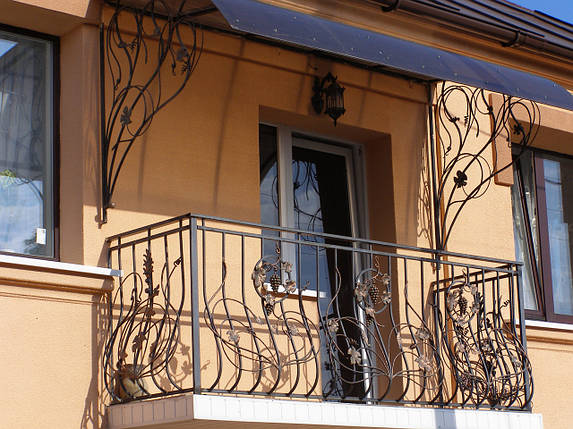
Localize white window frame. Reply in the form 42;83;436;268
261;123;375;398
268;124;366;239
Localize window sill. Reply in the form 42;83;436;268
0;253;121;277
525;319;573;332
0;254;122;295
264;282;327;299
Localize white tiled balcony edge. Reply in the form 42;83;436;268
107;394;543;429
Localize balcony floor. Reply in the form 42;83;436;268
106;394;543;429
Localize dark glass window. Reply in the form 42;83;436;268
0;29;55;258
258;125;363;397
259;124;279;257
259;124;279;228
512;149;573;322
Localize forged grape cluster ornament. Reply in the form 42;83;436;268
446;280;480;325
444;272;531;407
251;247;299;316
353;266;392;326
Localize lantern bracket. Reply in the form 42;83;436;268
311;72;346;125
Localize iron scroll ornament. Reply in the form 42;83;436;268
103;242;532;407
432;82;540;250
439;273;532;407
103;249;189;402
101;0;204;222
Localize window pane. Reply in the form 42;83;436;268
291;143;360;398
291;145;352;294
259;124;279;256
511;151;540;311
0;31;53;257
543;156;573;315
259;124;278;226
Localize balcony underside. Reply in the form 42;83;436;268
107;394;543;429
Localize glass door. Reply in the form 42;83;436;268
259;125;367;399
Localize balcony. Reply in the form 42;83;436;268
103;214;535;428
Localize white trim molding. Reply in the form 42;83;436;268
107;394;543;429
0;253;122;277
526;319;573;332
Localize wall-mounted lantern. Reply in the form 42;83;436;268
311;72;346;125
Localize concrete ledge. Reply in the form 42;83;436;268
107;394;543;429
0;253;121;277
0;254;120;295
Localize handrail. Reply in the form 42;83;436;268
107;213;522;267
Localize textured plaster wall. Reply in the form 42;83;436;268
526;329;573;429
0;270;110;429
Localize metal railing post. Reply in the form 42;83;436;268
515;263;532;410
190;216;202;394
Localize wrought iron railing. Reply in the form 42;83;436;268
103;214;532;410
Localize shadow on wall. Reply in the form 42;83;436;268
417;131;434;249
81;293;108;429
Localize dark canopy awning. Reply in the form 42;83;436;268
211;0;573;110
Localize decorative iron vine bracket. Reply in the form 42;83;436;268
100;0;206;222
429;82;540;250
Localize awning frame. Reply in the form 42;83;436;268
211;0;573;111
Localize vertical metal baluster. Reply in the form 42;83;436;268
369;244;378;401
444;263;456;407
431;254;447;407
284;237;302;397
242;234;263;394
190;216;201;394
332;248;349;400
398;258;412;402
420;259;425;329
477;267;489;409
110;237;123;401
298;241;320;398
354;245;370;402
222;232;243;392
508;266;516;329
412;258;427;404
494;269;501;329
161;233;181;391
515;263;532;410
203;220;223;391
378;254;393;402
315;244;326;398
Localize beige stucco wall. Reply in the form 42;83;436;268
1;0;573;427
525;328;573;429
0;267;111;429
